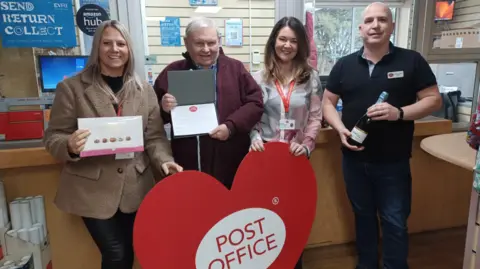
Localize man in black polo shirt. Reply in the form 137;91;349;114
322;2;442;269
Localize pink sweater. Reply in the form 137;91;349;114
250;70;323;155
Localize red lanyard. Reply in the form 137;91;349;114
274;80;295;113
116;101;124;117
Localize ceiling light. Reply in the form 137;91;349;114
194;6;222;13
146;16;166;21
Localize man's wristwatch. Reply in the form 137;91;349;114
397;107;404;120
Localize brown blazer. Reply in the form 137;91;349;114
43;68;173;219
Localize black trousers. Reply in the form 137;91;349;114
82;210;136;269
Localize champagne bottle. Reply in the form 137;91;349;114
347;91;389;147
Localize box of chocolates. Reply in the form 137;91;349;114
77;116;144;157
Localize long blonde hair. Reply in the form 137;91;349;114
79;20;142;104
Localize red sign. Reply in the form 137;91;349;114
133;142;317;268
189;106;198;112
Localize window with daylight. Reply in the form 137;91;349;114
312;7;397;75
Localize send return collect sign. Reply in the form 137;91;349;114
0;0;77;48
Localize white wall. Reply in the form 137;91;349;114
395;0;414;49
446;0;480;30
431;0;480;48
144;0;275;78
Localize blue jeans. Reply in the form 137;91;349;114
342;154;412;269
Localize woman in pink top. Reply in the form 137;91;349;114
250;16;322;158
249;16;323;269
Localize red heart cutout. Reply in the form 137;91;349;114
133;142;317;268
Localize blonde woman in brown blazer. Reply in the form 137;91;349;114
43;20;182;269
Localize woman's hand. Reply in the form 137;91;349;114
290;142;307;156
67;129;90;155
161;161;183;175
249;139;265;152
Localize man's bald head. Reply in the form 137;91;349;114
362;2;393;22
359;1;395;47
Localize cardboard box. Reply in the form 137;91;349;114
439;28;480;49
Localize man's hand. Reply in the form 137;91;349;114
209;124;230;141
161;161;183;175
339;128;364;151
367;102;400;121
161;93;177;113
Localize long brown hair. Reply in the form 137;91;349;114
263;16;312;85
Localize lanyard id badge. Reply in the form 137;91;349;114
274;80;296;132
279;119;296;130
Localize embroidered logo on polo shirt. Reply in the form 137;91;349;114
387;71;404;79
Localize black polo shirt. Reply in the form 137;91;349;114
326;43;437;162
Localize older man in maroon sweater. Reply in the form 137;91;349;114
153;17;263;189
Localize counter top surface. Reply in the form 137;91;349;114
420;132;476;171
316;116;452;143
0;139;43;150
0;147;57;170
0;116;453;170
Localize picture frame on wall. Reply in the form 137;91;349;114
224;19;243;47
189;0;218;6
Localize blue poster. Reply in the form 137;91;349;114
189;0;218;6
225;19;243;47
160;17;181;47
0;0;77;48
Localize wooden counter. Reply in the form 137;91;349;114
0;116;453;170
0;116;470;268
306;116;472;247
420;132;475;171
420;132;477;269
314;115;453;144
